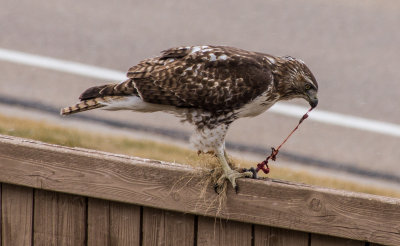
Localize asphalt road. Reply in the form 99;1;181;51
1;0;399;185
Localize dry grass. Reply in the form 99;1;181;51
1;113;399;198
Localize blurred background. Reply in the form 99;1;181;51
0;0;399;190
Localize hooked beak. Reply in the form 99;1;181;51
308;95;318;108
306;89;318;108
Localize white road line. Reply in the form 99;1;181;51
1;48;400;138
269;104;400;137
0;48;126;81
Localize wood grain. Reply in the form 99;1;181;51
310;234;364;246
0;135;399;245
1;184;33;246
0;184;2;245
88;198;141;246
142;207;194;246
33;190;86;246
197;216;252;246
88;198;110;246
161;210;194;246
254;225;308;246
109;201;141;245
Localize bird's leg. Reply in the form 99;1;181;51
223;149;234;168
215;149;253;193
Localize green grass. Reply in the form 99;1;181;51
1;114;399;198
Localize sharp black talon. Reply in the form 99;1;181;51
214;184;220;194
235;185;239;194
242;167;258;179
249;167;258;179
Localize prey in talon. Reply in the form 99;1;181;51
60;45;318;193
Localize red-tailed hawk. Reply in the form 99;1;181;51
61;45;318;190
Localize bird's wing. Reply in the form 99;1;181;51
127;46;273;113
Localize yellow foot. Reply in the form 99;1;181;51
214;169;253;194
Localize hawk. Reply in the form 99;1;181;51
61;45;318;190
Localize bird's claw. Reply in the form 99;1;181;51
241;167;258;179
214;170;253;194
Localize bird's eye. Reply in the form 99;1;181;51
305;84;312;90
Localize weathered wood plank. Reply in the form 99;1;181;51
197;216;252;246
33;190;86;246
88;198;110;246
0;135;399;245
1;184;33;246
142;207;163;245
88;199;141;246
109;201;141;245
33;190;58;245
142;207;194;246
0;184;2;245
161;210;194;246
310;234;364;246
254;225;308;246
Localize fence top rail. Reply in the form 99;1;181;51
0;134;399;245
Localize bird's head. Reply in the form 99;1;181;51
274;56;319;108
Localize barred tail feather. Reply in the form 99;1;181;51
60;96;124;115
62;79;138;115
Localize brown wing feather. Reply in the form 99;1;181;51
79;79;138;100
127;46;273;113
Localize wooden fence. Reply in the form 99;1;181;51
0;134;399;246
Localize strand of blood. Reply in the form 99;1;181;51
244;107;314;177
